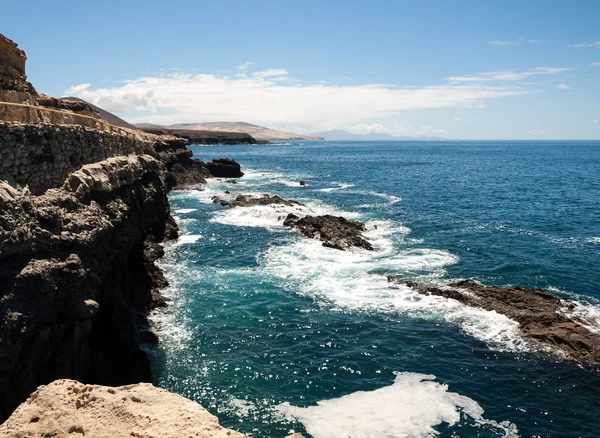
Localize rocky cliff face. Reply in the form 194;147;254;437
0;154;179;421
0;34;37;112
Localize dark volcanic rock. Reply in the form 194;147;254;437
212;194;304;208
387;276;600;363
0;156;176;421
284;213;374;251
206;158;244;178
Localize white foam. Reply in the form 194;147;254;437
585;237;600;244
229;397;256;417
277;372;518;438
174;208;197;214
174;234;203;245
319;183;355;192
209;196;360;229
262;234;532;352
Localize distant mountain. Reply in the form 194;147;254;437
135;122;323;141
311;129;447;141
62;97;138;130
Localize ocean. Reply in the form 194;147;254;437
147;140;600;437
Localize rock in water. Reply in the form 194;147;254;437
206;158;244;178
284;213;374;251
387;276;600;363
0;379;247;438
212;193;304;208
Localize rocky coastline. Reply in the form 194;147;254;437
387;276;600;363
139;126;270;146
0;32;254;436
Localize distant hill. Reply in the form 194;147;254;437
311;129;447;141
62;97;138;130
136;122;323;141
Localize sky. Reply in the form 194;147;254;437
2;0;599;139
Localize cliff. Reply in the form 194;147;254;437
139;126;268;145
0;33;236;424
0;34;115;126
140;122;324;141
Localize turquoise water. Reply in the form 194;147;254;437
149;141;600;437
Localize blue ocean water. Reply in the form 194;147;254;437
148;141;600;437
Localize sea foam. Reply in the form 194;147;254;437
277;372;518;438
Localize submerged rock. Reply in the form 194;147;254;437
0;379;248;438
387;276;600;363
212;193;304;208
206;158;244;178
284;213;374;251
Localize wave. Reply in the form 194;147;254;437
276;372;518;438
319;183;355;192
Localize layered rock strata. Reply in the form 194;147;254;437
387;277;600;363
140;126;267;145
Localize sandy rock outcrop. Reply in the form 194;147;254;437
387;277;600;363
0;379;247;438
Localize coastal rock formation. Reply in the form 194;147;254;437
146;121;324;141
284;213;374;251
140;126;267;145
0;154;177;420
212;193;304;208
387;277;600;363
0;34;36;104
206;158;244;178
0;379;247;438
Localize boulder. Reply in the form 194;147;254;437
212;194;304;208
284;213;374;251
206;158;244;178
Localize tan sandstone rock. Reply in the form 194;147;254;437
0;379;248;438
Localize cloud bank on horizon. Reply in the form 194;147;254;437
65;65;574;136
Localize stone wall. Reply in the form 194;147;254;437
0;121;160;194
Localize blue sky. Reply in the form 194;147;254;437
2;0;599;139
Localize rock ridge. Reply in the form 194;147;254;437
387;276;600;363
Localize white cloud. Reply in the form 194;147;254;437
489;39;522;46
453;117;460;121
556;83;571;90
594;120;598;124
571;42;600;48
236;62;252;70
489;38;542;47
65;69;537;130
446;66;573;84
252;69;289;78
592;62;600;66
